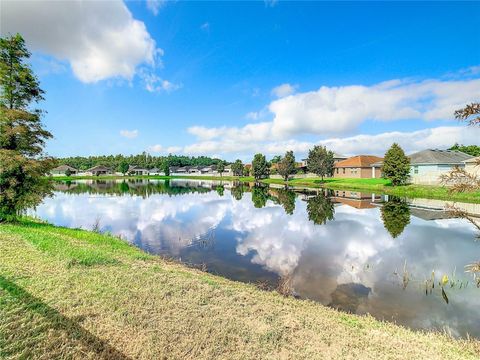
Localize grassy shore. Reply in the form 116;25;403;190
51;174;480;203
1;219;479;359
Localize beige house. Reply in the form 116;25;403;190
334;155;383;178
465;156;480;177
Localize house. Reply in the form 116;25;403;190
408;149;473;185
85;165;112;176
334;155;383;178
148;168;165;176
128;165;149;176
50;165;79;176
464;156;480;177
169;166;188;175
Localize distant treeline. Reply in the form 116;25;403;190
449;144;480;157
57;153;225;171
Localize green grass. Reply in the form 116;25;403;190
50;174;480;203
1;218;479;359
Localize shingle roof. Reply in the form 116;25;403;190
52;164;78;171
334;155;383;168
409;149;473;165
87;165;112;171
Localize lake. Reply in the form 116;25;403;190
30;179;480;339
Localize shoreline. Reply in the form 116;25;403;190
50;174;480;204
1;218;479;359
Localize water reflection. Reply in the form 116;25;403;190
30;179;480;338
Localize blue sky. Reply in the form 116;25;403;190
2;0;480;161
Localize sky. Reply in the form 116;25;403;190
1;0;480;161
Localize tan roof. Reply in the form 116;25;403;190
334;155;383;168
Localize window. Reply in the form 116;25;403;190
414;166;418;174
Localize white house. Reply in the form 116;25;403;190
409;149;473;185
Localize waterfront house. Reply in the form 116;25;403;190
408;149;473;185
128;165;149;176
464;156;480;177
148;168;165;176
85;165;113;176
334;155;383;178
50;165;79;176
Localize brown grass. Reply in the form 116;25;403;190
1;220;480;359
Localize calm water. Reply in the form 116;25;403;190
31;179;480;338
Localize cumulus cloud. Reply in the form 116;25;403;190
187;76;480;143
1;0;160;83
271;83;297;98
120;129;139;139
181;125;480;157
268;78;480;138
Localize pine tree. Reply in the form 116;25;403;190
382;143;410;186
0;34;54;222
252;153;269;180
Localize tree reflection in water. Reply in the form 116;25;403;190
381;196;410;238
306;192;335;225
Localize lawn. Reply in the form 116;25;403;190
1;219;479;359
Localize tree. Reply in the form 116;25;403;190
275;188;296;215
382;143;410;186
64;168;72;177
217;161;225;177
231;159;244;177
277;150;296;182
381;196;410;238
252;153;269;180
455;102;480;127
449;143;480;157
163;162;170;176
243;166;250;177
216;185;224;196
306;192;335;225
270;155;281;164
118;161;129;176
307;146;334;181
251;185;269;208
0;34;54;222
231;184;244;201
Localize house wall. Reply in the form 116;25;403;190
333;167;380;178
409;164;462;185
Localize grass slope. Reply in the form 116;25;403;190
1;219;479;359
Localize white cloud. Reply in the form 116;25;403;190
142;73;181;93
148;144;164;153
146;0;166;16
1;0;160;83
181;126;480;157
264;0;278;7
183;76;480;145
200;22;210;32
268;78;480;138
120;129;139;139
271;83;297;98
166;146;182;153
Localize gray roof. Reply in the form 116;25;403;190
52;164;78;171
409;149;473;165
87;165;112;171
